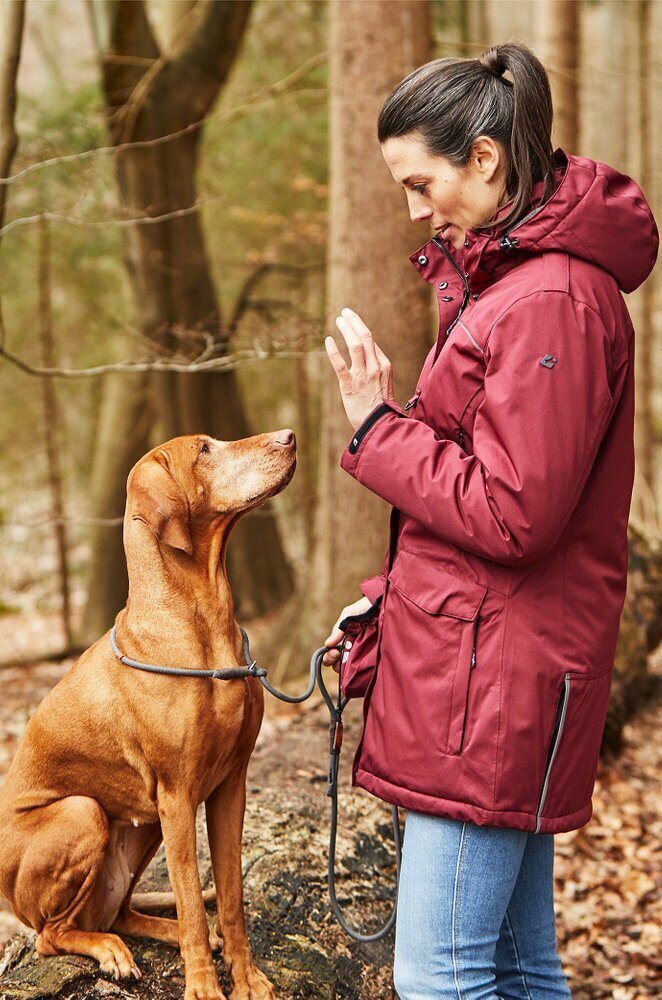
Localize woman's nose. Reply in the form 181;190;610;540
410;203;433;224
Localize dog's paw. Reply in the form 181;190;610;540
96;934;141;981
184;971;226;1000
229;965;276;1000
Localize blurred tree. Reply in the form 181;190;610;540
267;0;434;666
0;0;24;234
81;0;295;643
635;0;655;522
535;0;579;152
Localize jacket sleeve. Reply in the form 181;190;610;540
340;291;624;567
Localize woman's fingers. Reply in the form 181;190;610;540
339;307;380;371
324;334;353;390
374;340;394;397
326;308;393;430
334;312;372;372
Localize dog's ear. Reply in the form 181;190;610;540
129;452;193;556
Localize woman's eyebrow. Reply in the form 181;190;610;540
401;175;429;186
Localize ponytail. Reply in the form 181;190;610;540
377;41;557;235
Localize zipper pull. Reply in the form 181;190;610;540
457;426;465;449
470;614;480;669
404;388;421;411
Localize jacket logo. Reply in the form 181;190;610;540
540;354;558;368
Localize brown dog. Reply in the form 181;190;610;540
0;430;296;1000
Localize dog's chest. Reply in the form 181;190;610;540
187;682;260;800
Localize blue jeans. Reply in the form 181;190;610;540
393;813;572;999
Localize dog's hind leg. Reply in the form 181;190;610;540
9;795;141;980
112;822;221;952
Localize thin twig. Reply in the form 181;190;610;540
0;52;327;188
0;343;326;379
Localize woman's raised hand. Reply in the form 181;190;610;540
322;595;373;672
325;307;395;431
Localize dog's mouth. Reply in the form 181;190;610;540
244;458;296;509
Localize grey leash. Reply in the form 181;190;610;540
313;644;401;942
108;626;401;941
110;624;316;702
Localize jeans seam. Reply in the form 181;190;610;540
451;822;468;999
504;909;533;1000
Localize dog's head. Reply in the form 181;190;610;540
126;430;296;555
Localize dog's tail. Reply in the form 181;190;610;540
131;887;216;912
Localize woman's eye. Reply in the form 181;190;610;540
200;442;210;455
412;184;427;195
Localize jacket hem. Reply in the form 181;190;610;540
354;767;592;835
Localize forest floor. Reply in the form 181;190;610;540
0;610;659;999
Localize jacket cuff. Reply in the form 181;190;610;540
341;400;407;473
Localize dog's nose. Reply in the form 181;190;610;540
274;429;295;446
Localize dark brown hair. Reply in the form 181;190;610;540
377;41;557;235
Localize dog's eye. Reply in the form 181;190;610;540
199;442;210;455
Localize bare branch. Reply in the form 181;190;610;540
0;342;325;379
228;261;323;333
0;199;219;239
0;52;327;187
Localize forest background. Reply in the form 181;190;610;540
0;1;660;996
0;0;660;674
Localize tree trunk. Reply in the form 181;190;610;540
267;1;433;672
535;0;579;152
633;0;656;524
81;0;295;643
0;0;24;231
0;0;25;343
38;218;73;649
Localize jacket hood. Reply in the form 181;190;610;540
414;147;659;295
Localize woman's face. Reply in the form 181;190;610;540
380;132;509;251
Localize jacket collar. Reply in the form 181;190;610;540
409;148;569;293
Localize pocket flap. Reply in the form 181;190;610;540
387;549;487;620
359;573;386;604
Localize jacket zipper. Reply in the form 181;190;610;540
470;613;480;669
432;235;471;339
535;673;571;833
457;426;465;450
457;614;481;754
405;238;473;415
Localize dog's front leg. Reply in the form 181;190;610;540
158;791;225;1000
206;769;276;1000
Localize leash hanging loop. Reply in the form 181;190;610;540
314;645;402;943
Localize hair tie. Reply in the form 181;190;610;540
479;48;507;79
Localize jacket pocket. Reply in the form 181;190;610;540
338;577;386;700
385;550;487;756
535;669;612;831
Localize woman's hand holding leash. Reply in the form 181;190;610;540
322;595;373;670
325;306;395;430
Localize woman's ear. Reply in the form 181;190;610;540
127;453;193;556
471;136;503;182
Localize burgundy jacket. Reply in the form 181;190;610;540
339;148;658;834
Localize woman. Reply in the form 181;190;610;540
322;42;658;999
